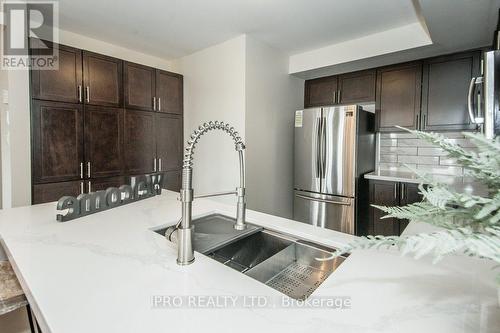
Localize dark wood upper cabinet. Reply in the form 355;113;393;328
156;70;183;114
155;113;183;172
83;51;123;107
304;76;338;107
421;51;481;131
376;62;422;132
369;180;400;236
31;40;82;103
338;70;376;104
124;62;155;111
31;100;83;184
84;106;124;179
124;110;156;175
33;180;84;204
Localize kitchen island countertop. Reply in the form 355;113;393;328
0;191;498;333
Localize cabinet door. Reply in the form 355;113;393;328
156;70;183;114
124;62;156;111
421;52;480;131
155;113;183;172
87;176;126;193
33;180;84;204
32;100;83;183
369;180;400;236
399;183;423;234
338;70;376;104
30;40;82;103
83;51;123;107
84;106;124;179
163;170;182;192
304;76;338;107
124;110;156;175
376;62;422;132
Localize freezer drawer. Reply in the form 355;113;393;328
293;190;354;235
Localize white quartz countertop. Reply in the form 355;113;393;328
0;191;498;333
365;169;489;196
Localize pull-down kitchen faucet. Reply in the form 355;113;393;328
166;121;247;265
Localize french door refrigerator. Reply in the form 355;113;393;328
293;105;375;235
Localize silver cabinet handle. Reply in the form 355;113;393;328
295;193;351;206
416;114;420;130
78;85;82;103
87;162;91;178
422;114;427;130
158;97;161;111
394;183;397;200
85;86;90;103
88;181;91;193
80;181;84;194
153;97;156;111
337;90;341;103
158;158;162;171
401;183;405;201
153;158;157;172
333;91;337;104
80;162;83;179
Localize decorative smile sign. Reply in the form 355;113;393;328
56;173;165;222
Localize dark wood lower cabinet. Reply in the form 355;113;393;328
369;180;422;236
124;110;156;175
33;180;83;204
84;106;124;178
31;100;84;184
399;182;422;234
155;113;183;172
369;180;400;236
88;176;126;192
163;170;181;192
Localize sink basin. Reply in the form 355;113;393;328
153;213;261;253
205;229;346;300
207;231;293;272
154;213;347;300
245;240;345;300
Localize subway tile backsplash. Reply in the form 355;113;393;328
377;131;476;176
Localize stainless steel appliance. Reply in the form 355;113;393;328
468;11;500;139
293;105;375;235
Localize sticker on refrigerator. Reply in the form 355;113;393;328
294;110;303;127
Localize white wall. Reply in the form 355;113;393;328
245;36;303;218
173;36;246;202
174;35;303;217
58;29;173;71
0;69;31;209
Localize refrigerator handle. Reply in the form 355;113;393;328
468;77;484;125
295;193;351;206
315;115;321;178
320;115;327;179
467;77;477;124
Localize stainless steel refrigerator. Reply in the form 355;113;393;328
293;105;375;235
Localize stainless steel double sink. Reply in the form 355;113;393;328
154;213;347;300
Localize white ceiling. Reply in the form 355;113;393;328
57;0;421;59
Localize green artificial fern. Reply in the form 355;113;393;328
334;128;500;280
